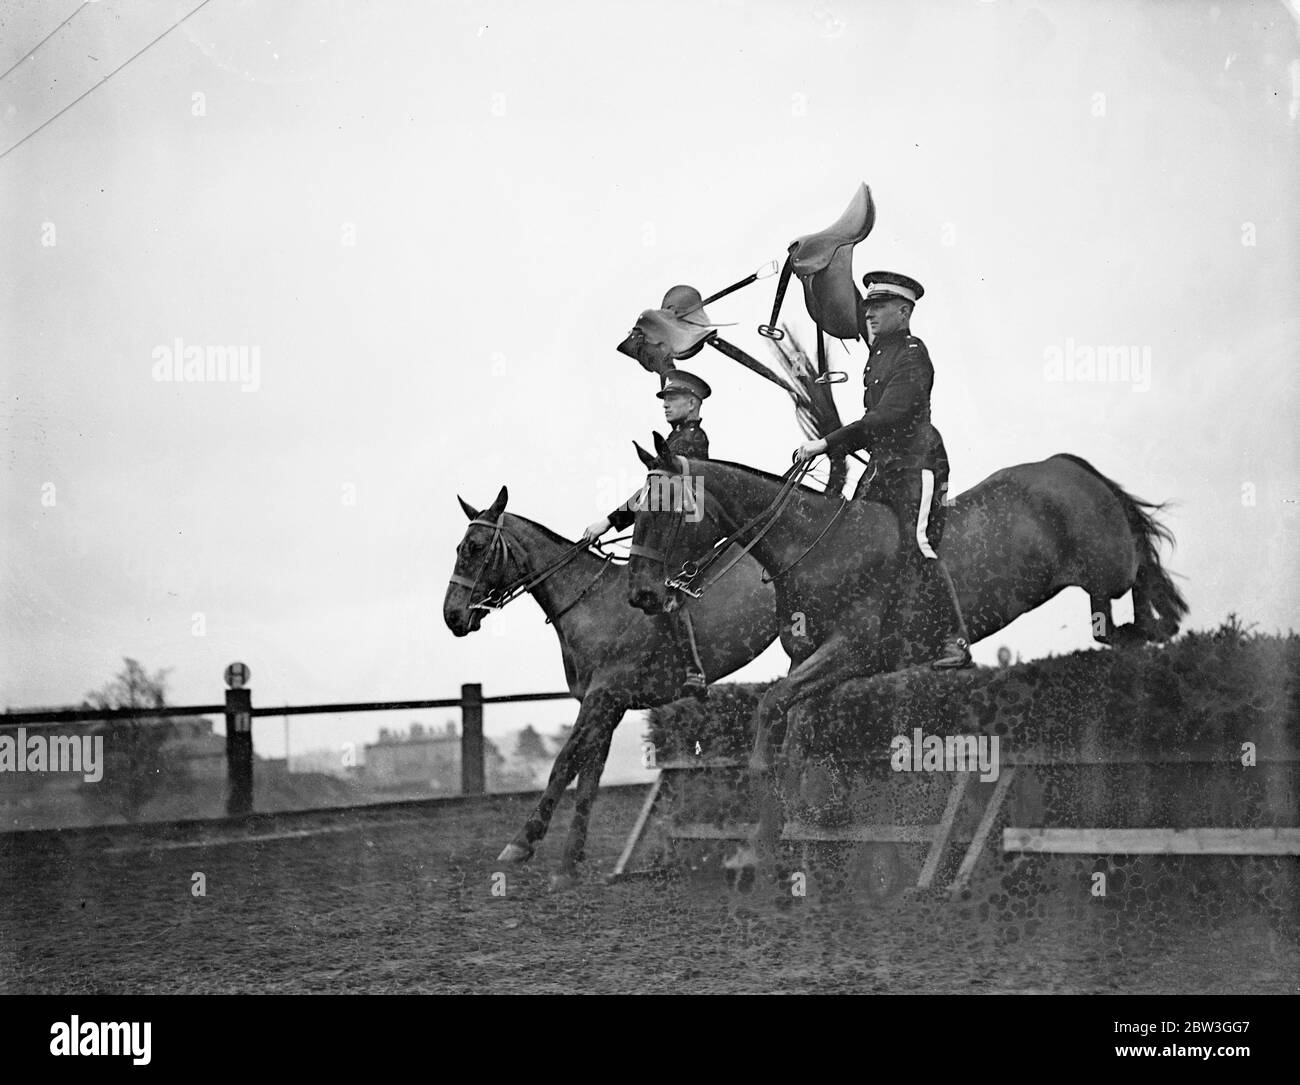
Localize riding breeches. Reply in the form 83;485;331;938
852;455;949;563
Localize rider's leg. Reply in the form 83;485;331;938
665;607;707;699
917;469;972;669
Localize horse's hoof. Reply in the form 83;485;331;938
548;871;578;892
497;842;533;863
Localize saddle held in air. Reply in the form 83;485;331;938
617;285;717;376
761;182;876;344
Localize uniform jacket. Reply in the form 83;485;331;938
822;330;946;471
609;419;709;530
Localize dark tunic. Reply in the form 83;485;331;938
823;330;950;559
822;330;947;473
608;419;709;530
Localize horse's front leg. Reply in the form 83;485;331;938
551;707;622;889
748;634;868;866
497;688;625;863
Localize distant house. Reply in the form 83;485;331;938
160;716;227;779
364;722;460;793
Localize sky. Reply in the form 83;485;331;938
2;0;1297;785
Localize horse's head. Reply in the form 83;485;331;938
626;433;719;614
443;486;523;636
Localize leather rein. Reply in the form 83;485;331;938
631;457;847;599
447;517;628;626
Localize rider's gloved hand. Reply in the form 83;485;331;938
792;438;828;464
581;517;612;543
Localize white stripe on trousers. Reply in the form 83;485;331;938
916;468;938;559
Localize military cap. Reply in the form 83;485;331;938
861;271;925;304
657;370;712;401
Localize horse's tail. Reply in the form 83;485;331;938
1052;453;1188;640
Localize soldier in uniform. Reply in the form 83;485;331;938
791;272;972;669
583;370;713;696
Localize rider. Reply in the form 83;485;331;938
583;369;713;697
792;271;972;670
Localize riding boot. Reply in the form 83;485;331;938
668;609;708;700
929;558;972;670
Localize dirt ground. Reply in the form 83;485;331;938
2;785;1297;994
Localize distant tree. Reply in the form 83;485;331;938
514;725;551;762
80;658;191;822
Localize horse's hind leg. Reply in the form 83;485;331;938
1089;593;1114;644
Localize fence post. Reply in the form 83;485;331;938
461;682;484;796
225;677;254;817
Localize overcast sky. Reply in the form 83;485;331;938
2;0;1297;782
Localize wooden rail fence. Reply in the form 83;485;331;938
1;664;572;816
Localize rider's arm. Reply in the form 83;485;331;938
822;352;933;456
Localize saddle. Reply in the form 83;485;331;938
761;182;876;351
617;285;716;376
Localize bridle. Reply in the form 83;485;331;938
447;516;627;624
630;458;833;599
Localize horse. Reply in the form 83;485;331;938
624;438;1187;872
443;484;778;887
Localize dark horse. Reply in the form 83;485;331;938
443;485;778;886
626;440;1187;868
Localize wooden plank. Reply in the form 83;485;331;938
668;821;937;844
609;774;665;877
950;767;1018;894
1003;750;1300;766
1003;826;1300;856
669;822;753;841
917;773;971;889
656;758;744;771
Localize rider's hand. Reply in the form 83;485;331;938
792;438;828;464
581;517;612;543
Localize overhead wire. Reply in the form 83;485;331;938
0;0;219;163
0;1;89;84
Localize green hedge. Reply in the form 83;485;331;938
648;619;1300;766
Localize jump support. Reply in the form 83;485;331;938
609;753;1300;897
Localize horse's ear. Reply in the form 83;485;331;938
652;430;669;459
484;485;508;521
457;495;478;521
633;440;657;470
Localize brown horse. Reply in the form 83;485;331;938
443;485;778;886
625;442;1187;869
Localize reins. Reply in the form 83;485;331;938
637;459;818;599
448;517;630;620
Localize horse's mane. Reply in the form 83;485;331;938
500;511;583;550
682;457;837;499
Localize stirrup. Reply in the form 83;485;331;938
814;370;848;384
681;671;708;701
757;324;785;340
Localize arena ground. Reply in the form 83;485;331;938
3;785;1297;994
